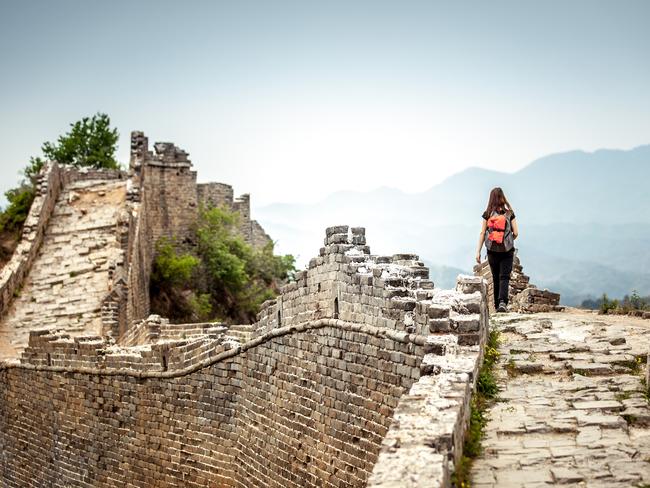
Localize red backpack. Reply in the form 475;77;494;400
485;211;514;252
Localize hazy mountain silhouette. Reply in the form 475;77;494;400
257;145;650;305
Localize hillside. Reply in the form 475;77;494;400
256;145;650;305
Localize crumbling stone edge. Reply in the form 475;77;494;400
367;280;488;488
0;163;63;319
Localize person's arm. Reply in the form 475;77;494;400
476;219;488;263
511;217;519;239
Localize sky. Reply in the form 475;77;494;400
0;0;648;208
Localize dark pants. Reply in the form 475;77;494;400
487;250;514;308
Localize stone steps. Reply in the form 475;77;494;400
0;179;127;359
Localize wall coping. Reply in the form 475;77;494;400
0;318;433;378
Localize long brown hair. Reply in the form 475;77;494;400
485;187;513;216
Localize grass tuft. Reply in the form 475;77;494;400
452;328;500;487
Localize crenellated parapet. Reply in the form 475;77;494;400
257;225;485;347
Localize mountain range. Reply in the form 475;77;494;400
255;145;650;305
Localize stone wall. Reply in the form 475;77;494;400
474;252;561;313
251;219;272;248
134;132;271;250
368;277;486;487
141;141;199;247
197;182;235;208
197;183;269;248
0;163;64;320
0;321;425;487
123;140;152;329
0;226;489;487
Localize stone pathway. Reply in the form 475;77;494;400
471;310;650;488
0;179;127;360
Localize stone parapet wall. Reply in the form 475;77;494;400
256;226;484;348
368;276;486;487
142;142;199;247
232;194;252;243
122;166;152;330
65;167;126;182
0;162;64;319
0;320;428;487
474;252;561;313
119;314;228;347
122;197;150;329
251;219;272;248
197;182;235;208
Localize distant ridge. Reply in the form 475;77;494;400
256;144;650;305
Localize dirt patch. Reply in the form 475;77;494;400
69;184;126;208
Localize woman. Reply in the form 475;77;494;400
475;187;519;312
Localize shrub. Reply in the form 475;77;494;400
600;293;619;314
149;206;296;324
149;240;202;321
188;293;213;321
195;206;296;322
0;185;36;235
151;240;199;289
629;290;648;311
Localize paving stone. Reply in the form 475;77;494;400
576;413;627;429
573;400;623;411
569;362;613;375
471;312;650;487
551;467;584;483
513;361;544;374
496;468;553;484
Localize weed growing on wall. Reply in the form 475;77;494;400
453;328;501;487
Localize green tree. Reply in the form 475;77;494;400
600;293;619;314
149;205;296;324
149;240;203;321
28;113;120;173
630;290;644;310
0;185;36;236
151;240;199;288
196;206;252;297
1;113;120;261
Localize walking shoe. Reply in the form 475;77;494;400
497;301;507;313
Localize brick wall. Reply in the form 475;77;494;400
0;321;425;487
135;132;271;250
0;225;489;487
251;220;272;249
197;182;234;208
142;143;199;247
